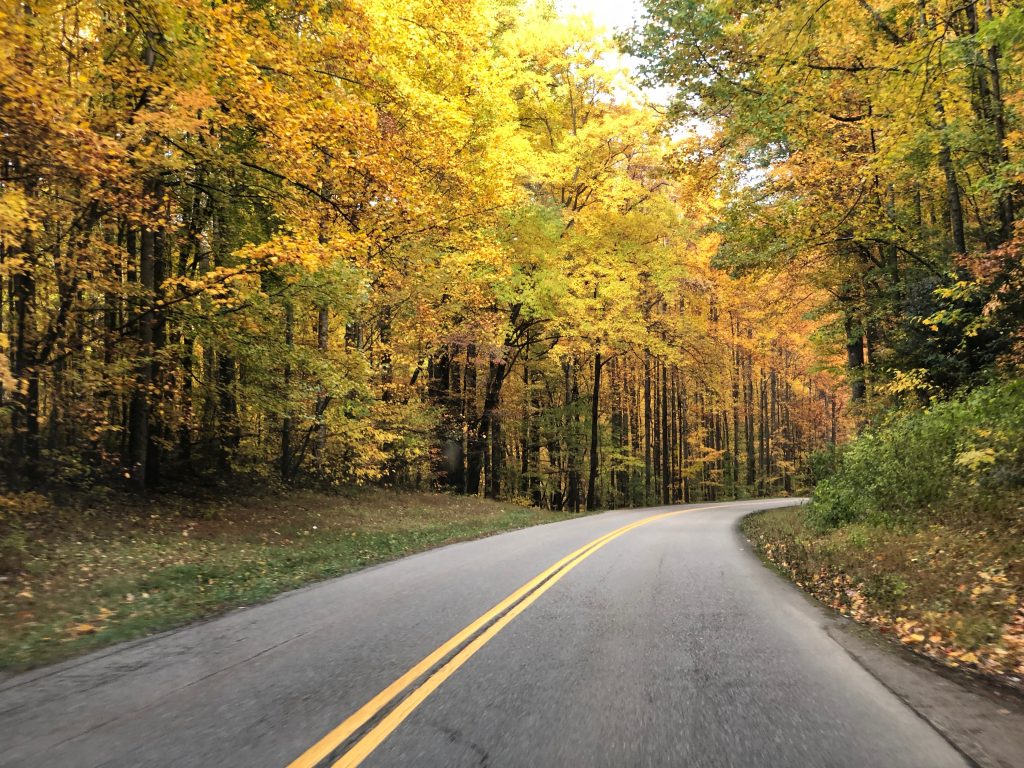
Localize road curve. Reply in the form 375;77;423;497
0;499;967;767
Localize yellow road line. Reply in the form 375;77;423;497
288;504;719;768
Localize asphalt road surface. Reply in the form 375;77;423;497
0;499;969;767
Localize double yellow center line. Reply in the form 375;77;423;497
288;504;719;768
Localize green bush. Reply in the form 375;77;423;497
810;380;1024;529
803;445;842;488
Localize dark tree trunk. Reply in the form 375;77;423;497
731;321;741;494
280;301;294;482
520;344;530;496
660;358;670;505
128;211;158;490
936;100;968;255
528;363;542;506
146;225;166;487
217;352;238;472
845;314;866;402
744;332;756;488
984;0;1014;242
680;375;691;503
628;364;641;506
758;370;768;496
586;351;602;511
643;349;652;504
11;259;39;483
667;368;675;501
314;305;329;465
464;345;480;494
565;360;581;514
488;368;503;499
429;346;455;486
467;357;506;497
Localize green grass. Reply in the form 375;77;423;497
0;488;575;671
743;505;1024;688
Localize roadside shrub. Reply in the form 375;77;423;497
802;445;842;488
810;380;1024;529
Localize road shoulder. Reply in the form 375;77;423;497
738;515;1024;768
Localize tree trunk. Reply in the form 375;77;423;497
527;343;542;505
680;375;691;503
280;301;294;482
586;350;602;511
468;357;506;497
660;358;670;505
464;345;480;494
936;99;968;254
565;360;581;513
744;332;756;488
643;349;652;504
11;254;39;482
314;305;329;466
128;208;158;490
984;0;1014;241
845;313;867;402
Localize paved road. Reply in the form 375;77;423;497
0;500;968;767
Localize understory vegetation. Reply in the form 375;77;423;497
810;380;1024;529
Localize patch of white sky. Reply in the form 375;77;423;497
555;0;670;102
557;0;644;36
553;0;711;138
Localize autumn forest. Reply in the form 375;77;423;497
1;0;1021;514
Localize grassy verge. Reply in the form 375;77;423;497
0;488;572;671
743;506;1024;691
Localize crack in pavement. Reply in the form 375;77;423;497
426;719;491;767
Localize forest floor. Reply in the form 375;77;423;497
0;487;571;671
743;506;1024;694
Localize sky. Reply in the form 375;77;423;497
555;0;680;110
557;0;647;33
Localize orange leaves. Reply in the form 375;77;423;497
751;510;1024;690
1004;608;1024;676
66;607;115;639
